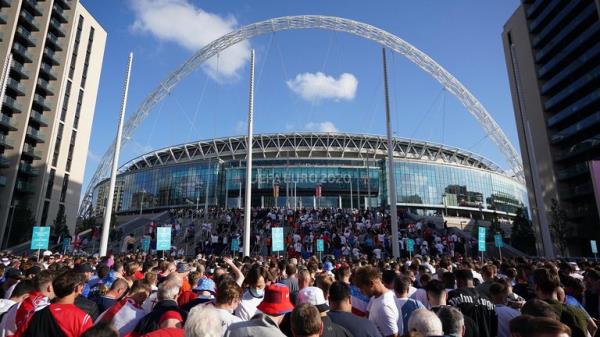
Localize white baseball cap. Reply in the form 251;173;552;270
297;286;329;312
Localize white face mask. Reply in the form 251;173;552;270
250;287;264;298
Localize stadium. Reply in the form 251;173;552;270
91;132;528;220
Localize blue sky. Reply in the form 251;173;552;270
80;0;521;194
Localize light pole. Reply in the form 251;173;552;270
442;193;447;217
349;177;353;209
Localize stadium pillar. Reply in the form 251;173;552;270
243;50;255;257
100;53;133;257
382;48;400;258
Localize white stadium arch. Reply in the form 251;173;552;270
79;15;524;217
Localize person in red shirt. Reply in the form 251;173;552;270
23;272;93;337
140;311;184;337
10;270;55;337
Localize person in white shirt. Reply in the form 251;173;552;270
209;278;242;332
235;267;267;321
0;280;34;314
354;266;399;337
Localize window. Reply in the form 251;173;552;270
73;90;83;129
81;28;95;88
68;16;84;80
46;169;55;199
61;80;71;122
52;123;64;167
65;131;76;172
40;201;50;226
60;174;69;202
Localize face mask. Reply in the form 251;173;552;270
250;287;264;298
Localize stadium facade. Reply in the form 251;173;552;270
91;133;528;220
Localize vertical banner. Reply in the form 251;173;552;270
316;185;322;198
272;227;284;252
231;238;239;252
31;227;50;250
494;234;504;248
62;237;72;253
478;227;487;252
273;183;280;198
141;237;151;252
591;240;598;254
156;227;172;251
316;239;324;252
406;239;415;252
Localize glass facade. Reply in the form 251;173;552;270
93;157;528;217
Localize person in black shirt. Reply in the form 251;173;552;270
447;269;497;337
328;282;382;337
426;280;479;337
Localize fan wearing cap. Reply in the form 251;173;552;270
224;284;293;337
139;310;184;337
180;277;216;312
73;264;100;321
282;286;352;337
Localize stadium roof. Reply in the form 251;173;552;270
119;133;511;178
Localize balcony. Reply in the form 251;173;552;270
29;110;48;127
36;78;54;95
22;144;42;159
0;156;10;168
46;33;63;51
38;63;56;80
19;10;39;32
52;4;68;23
43;48;60;65
6;78;26;96
3;96;23;113
12;42;33;63
0;175;6;188
0;114;17;131
26;126;45;143
22;0;42;16
54;0;71;10
16;26;37;47
11;61;30;80
0;13;6;25
0;0;11;8
15;181;36;194
33;94;51;111
49;18;65;37
0;134;14;149
18;164;39;177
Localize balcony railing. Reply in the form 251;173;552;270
11;61;30;79
26;126;45;143
0;156;10;168
3;96;23;113
16;26;36;47
0;0;11;8
46;33;63;51
0;114;17;131
0;175;6;187
36;78;54;95
33;94;51;111
43;48;60;65
12;42;33;63
23;0;42;16
39;63;56;80
15;181;36;194
29;110;48;126
18;164;39;176
52;4;68;22
19;10;39;31
49;18;65;37
6;78;26;96
22;144;42;159
0;134;14;149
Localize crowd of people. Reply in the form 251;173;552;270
0;206;592;337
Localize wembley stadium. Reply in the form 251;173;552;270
90;133;528;220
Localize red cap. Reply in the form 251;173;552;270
159;311;183;324
256;284;294;316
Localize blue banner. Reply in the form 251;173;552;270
478;227;486;252
407;239;415;252
494;234;504;248
272;227;284;252
231;238;239;252
62;237;71;252
141;237;151;252
31;227;50;250
156;227;172;251
592;240;598;254
316;239;324;252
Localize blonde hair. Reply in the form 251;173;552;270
185;305;224;337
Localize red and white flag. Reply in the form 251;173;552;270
96;298;146;337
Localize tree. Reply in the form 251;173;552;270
510;208;536;255
489;211;504;239
550;198;570;256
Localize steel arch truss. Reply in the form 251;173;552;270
118;132;503;174
79;15;524;217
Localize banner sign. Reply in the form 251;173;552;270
494;234;504;248
316;239;324;252
272;227;284;252
231;238;239;252
156;227;172;251
141;237;151;252
31;226;50;250
62;237;71;252
407;239;415;252
316;185;322;198
478;227;487;252
273;184;280;198
592;240;598;254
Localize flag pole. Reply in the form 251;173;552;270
99;53;133;257
243;50;255;257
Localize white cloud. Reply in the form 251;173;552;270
286;72;358;102
130;0;250;81
305;121;339;133
87;150;101;163
234;120;246;134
